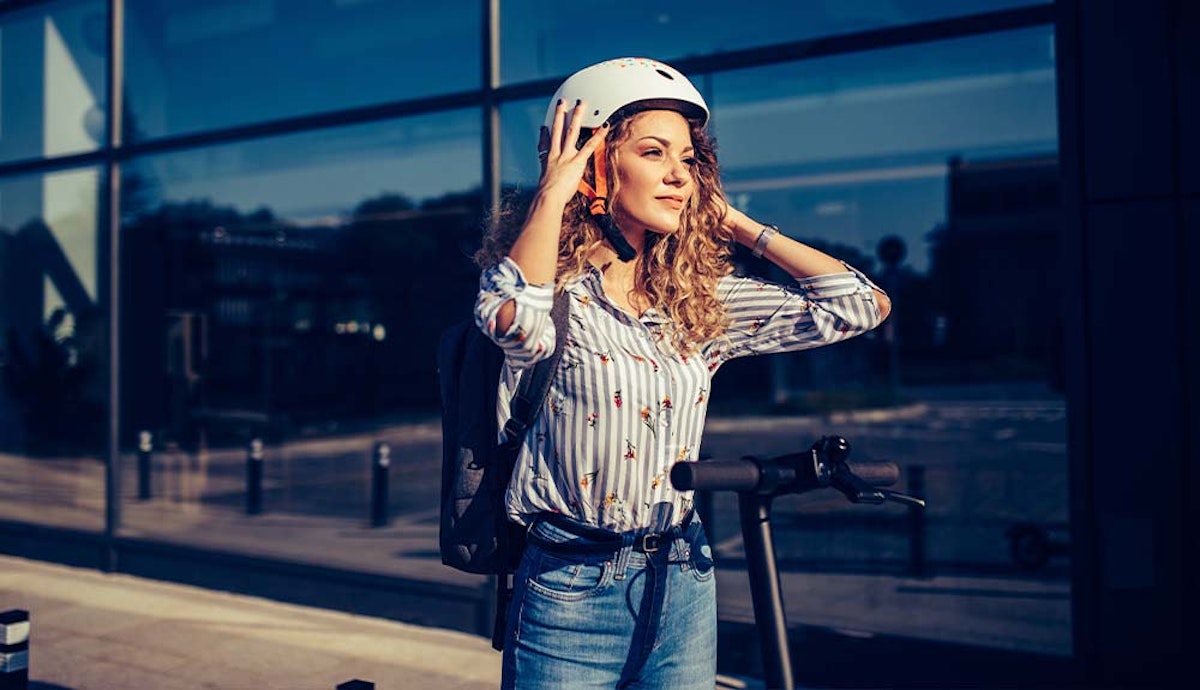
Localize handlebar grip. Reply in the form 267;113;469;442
670;459;760;492
843;460;899;486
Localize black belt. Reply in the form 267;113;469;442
531;511;695;555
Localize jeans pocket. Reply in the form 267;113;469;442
526;549;612;602
689;541;716;583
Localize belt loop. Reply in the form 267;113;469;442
669;531;686;562
668;520;689;563
613;533;635;580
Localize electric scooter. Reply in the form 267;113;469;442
671;435;925;690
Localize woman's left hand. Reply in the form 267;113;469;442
716;197;756;247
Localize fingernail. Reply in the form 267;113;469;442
602;121;610;128
575;99;582;107
557;98;563;106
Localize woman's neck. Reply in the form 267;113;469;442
590;247;636;283
590;222;646;282
590;224;651;315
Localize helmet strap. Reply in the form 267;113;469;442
576;139;637;263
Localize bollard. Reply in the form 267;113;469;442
370;442;390;528
0;609;29;690
336;680;374;690
907;465;927;577
246;437;264;515
137;430;153;500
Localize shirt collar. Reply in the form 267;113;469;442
578;264;666;325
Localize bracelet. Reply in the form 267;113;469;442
751;224;779;258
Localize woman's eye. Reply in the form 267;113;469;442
642;148;662;158
684;157;698;166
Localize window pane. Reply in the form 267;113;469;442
499;97;545;189
697;25;1070;668
500;0;1048;84
0;0;108;163
117;111;483;573
124;0;480;141
0;166;107;531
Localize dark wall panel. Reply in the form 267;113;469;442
1080;0;1174;201
1085;199;1185;684
1179;0;1200;195
1186;200;1199;601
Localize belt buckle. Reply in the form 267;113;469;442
641;533;661;553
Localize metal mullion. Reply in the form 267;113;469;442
664;5;1055;78
483;0;500;229
103;89;487;162
103;0;123;571
0;0;55;19
1052;0;1091;682
0;150;108;180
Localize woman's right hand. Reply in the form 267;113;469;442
503;100;604;291
536;99;608;207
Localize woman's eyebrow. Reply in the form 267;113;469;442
637;135;695;154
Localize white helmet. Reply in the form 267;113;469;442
542;57;709;131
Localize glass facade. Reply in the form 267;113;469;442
1;0;1069;681
123;0;481;140
0;166;107;530
499;0;1048;84
116;111;483;569
0;0;108;162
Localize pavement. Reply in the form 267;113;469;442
0;554;501;690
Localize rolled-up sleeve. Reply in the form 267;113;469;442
704;263;885;370
474;257;557;368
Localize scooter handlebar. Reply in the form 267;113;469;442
670;456;900;493
843;460;900;486
670;457;761;492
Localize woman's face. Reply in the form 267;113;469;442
610;110;696;236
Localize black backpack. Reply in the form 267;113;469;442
436;294;567;650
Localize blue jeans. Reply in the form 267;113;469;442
501;514;717;690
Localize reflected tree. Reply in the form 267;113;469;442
0;216;107;455
2;308;104;456
341;189;483;412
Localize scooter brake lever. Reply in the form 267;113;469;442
829;472;889;504
880;489;925;509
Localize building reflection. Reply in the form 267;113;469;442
121;191;483;449
1;218;105;456
931;154;1062;387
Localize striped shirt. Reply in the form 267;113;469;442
475;256;885;533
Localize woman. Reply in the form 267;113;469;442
474;57;890;690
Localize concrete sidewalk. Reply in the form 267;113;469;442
1;554;501;690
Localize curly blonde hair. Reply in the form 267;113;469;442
477;110;734;354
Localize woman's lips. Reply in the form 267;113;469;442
657;196;685;210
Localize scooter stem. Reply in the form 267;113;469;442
738;491;794;690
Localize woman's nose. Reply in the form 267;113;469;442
664;158;689;185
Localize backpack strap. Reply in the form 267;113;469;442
490;291;570;652
500;292;569;449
